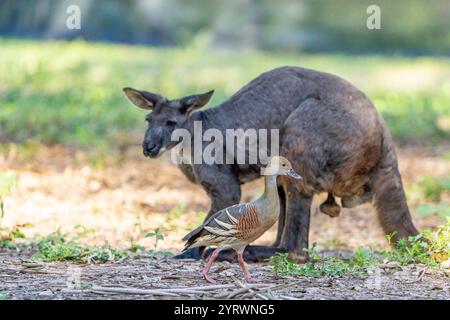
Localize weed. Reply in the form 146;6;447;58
0;171;16;217
386;220;449;265
31;230;128;263
269;244;382;277
145;227;165;251
270;221;450;277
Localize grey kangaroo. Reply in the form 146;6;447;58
123;66;419;262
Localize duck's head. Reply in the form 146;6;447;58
263;156;302;179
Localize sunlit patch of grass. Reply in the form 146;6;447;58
31;230;128;263
163;205;188;231
270;220;450;277
0;221;174;262
270;244;381;277
408;174;450;221
187;210;207;231
414;203;450;220
0;171;17;217
321;239;348;250
418;175;450;202
386;221;449;266
0;38;449;149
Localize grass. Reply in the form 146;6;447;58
0;224;174;263
30;230;128;263
0;171;16;217
0;38;449;150
270;219;450;277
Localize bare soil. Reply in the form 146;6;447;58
0;145;449;300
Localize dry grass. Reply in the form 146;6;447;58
0;144;447;253
0;144;449;300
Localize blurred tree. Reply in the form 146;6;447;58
0;0;448;55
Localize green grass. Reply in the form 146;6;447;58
408;175;450;220
0;223;174;263
30;230;128;263
0;171;16;217
0;38;449;150
270;220;450;277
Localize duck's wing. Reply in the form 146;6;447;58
183;203;260;249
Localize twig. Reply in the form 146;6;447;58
278;295;299;300
90;284;236;297
181;284;236;291
265;280;304;292
226;284;269;299
231;276;269;300
91;286;180;297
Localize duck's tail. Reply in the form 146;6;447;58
182;225;204;251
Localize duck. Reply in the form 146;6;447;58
182;156;302;283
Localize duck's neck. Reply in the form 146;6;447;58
263;173;277;195
261;174;279;208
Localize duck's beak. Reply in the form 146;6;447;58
287;169;302;180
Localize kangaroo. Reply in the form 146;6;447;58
123;66;419;262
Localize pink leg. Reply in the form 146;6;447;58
202;248;221;283
237;253;255;283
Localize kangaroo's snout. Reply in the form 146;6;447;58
143;142;159;158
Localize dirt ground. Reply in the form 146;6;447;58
0;145;449;300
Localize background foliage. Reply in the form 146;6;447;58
0;0;449;55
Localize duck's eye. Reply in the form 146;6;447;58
166;120;177;126
282;164;287;167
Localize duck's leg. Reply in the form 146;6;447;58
202;248;221;283
237;252;254;283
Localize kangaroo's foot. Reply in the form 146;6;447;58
172;247;205;260
320;193;341;217
287;251;309;264
203;246;287;262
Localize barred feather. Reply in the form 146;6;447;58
183;203;262;250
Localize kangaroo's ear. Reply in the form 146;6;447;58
179;90;214;115
123;87;166;110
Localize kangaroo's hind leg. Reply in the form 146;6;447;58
371;135;419;243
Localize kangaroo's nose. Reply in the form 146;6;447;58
143;143;157;157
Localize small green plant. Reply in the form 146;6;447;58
128;236;146;253
0;224;27;249
31;230;128;263
387;220;449;265
270;221;449;277
0;292;8;300
0;171;16;217
386;233;433;265
269;244;381;277
145;227;165;251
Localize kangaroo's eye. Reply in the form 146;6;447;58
166;120;177;126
